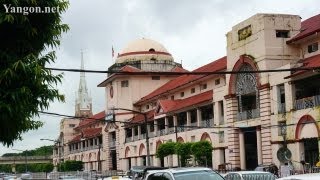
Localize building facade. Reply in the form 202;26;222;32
55;13;320;173
98;13;320;172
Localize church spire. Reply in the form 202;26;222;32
75;51;92;117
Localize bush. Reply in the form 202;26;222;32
59;160;83;172
191;141;213;166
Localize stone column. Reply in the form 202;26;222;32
187;111;191;130
214;102;219;125
131;128;134;141
259;86;272;164
256;126;262;165
165;117;169;134
154;120;158;136
285;82;295;111
173;115;177;129
239;130;246;170
196;108;202;127
225;96;240;168
138;126;141;140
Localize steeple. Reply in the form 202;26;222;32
75;51;92;117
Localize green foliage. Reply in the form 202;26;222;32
9;163;53;173
59;160;83;172
175;142;193;167
2;146;53;157
0;0;69;146
155;142;176;159
191;141;213;166
0;164;11;172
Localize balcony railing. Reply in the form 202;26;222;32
278;103;286;114
295;95;320;110
156;129;166;136
125;137;132;143
237;108;260;121
140;133;146;139
201;119;213;127
177;126;185;132
149;132;155;138
109;140;116;148
167;127;175;134
133;135;139;141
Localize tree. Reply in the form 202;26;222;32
155;142;176;159
59;160;83;171
175;142;193;167
0;0;69;145
191;141;213;167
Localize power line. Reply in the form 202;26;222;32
45;66;320;75
39;110;319;130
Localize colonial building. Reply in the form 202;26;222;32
98;13;320;172
55;12;320;173
53;52;105;171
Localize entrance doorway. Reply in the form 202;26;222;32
128;158;131;170
244;128;258;170
111;150;117;170
304;138;319;167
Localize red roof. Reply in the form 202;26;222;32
171;66;189;73
285;53;320;79
69;127;102;143
287;14;320;44
136;56;226;104
76;111;105;129
130;109;155;124
157;90;213;113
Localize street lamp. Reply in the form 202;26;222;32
110;107;151;166
40;138;62;171
12;149;28;173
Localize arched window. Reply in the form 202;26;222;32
236;64;260;120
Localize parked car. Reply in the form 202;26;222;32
224;171;277;180
98;176;131;180
145;167;224;180
277;172;320;180
255;164;279;177
128;166;167;180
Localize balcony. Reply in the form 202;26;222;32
149;131;155;138
201;119;213;128
278;103;286;114
156;129;166;136
167;127;175;134
125;137;132;143
133;135;139;141
109;140;116;148
177;126;185;132
237;108;260;121
295;95;320;110
140;133;146;139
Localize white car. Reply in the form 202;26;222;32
224;171;277;180
145;167;224;180
277;173;320;180
98;176;131;180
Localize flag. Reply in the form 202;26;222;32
112;46;114;58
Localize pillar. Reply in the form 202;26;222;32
196;108;202;127
239;130;246;170
257;127;262;165
187;111;191;130
284;82;295;111
138;126;141;140
165;117;169;134
154;120;158;136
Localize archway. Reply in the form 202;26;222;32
200;132;212;143
124;146;131;170
228;55;260;121
295;115;320;166
139;143;147;166
156;140;164;167
177;137;184;143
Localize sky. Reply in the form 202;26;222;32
0;0;319;155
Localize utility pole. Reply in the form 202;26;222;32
175;126;180;167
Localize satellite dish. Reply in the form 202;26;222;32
277;147;292;163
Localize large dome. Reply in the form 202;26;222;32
116;38;174;63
